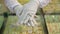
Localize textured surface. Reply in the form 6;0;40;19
45;15;60;34
43;0;60;14
0;16;4;29
3;15;46;34
0;0;9;14
0;0;60;34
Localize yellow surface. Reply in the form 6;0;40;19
43;0;60;13
47;23;60;34
18;0;29;5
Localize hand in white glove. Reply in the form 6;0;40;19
17;0;51;26
16;0;39;26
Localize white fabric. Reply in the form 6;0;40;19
39;0;51;8
14;5;23;18
5;0;23;13
5;0;50;26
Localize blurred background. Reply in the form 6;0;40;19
0;0;60;34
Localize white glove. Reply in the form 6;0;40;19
5;0;23;13
14;5;23;18
16;0;39;26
